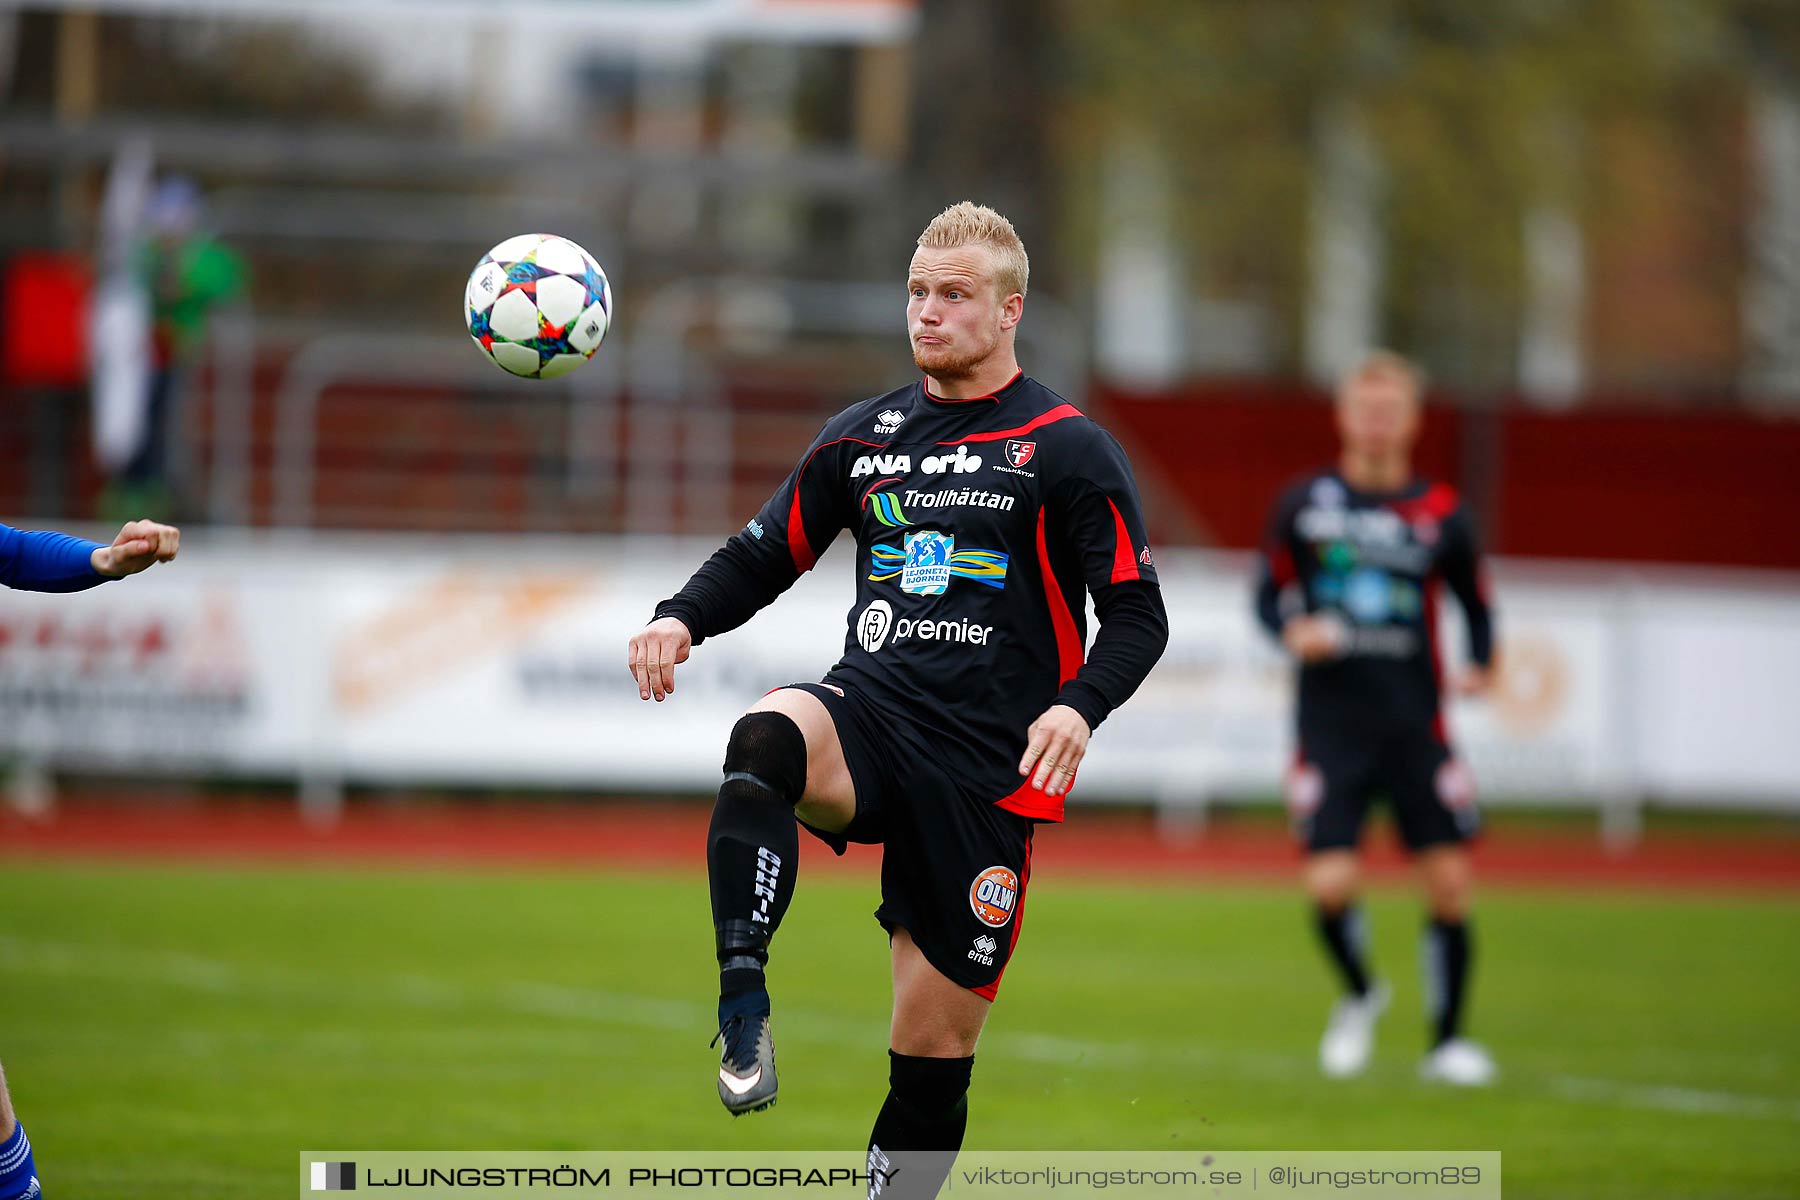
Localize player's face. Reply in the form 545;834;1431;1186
907;245;1019;381
1335;372;1421;459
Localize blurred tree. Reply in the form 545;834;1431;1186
1060;0;1793;395
908;0;1058;293
1733;0;1800;403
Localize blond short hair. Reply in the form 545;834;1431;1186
1339;350;1427;401
916;201;1029;299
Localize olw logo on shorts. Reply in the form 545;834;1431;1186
968;865;1019;928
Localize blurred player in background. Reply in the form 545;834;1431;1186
1254;352;1498;1087
102;176;244;521
0;515;181;1200
629;202;1167;1197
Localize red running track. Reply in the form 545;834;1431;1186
2;796;1797;893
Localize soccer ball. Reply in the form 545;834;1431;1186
465;233;612;379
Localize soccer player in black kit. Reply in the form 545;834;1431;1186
1254;351;1498;1088
628;202;1167;1196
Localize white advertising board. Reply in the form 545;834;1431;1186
3;534;1795;808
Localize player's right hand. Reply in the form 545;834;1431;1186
627;616;692;702
1282;614;1345;663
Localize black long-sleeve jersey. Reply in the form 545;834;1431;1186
1254;470;1495;740
656;370;1168;822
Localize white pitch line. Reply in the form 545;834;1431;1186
1550;1074;1800;1123
4;935;1795;1124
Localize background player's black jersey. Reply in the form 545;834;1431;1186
1255;470;1494;739
658;371;1167;821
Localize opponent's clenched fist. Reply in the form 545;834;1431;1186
91;520;181;578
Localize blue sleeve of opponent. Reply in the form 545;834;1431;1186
0;524;109;592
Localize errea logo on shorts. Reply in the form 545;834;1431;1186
968;934;999;967
969;865;1019;928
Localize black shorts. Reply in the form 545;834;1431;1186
1285;722;1480;854
786;681;1034;1000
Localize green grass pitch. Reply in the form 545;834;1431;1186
1;860;1796;1198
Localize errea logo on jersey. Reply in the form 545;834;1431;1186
849;445;983;479
874;408;906;435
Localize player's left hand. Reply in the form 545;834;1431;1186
1018;704;1091;797
1455;664;1494;696
91;519;181;577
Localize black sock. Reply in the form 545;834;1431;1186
1423;917;1472;1047
708;712;807;998
866;1052;973;1199
1315;903;1372;997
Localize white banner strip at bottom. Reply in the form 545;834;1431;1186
299;1150;1501;1198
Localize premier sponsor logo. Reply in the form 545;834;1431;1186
1342;625;1420;658
853;601;995;652
894;615;993;645
849;445;983;479
856;600;895;653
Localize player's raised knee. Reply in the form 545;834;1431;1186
722;710;808;809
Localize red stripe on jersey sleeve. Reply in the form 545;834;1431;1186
786;489;815;573
1035;506;1084;687
785;436;883;573
1425;577;1448;744
996;510;1085;823
1268;542;1297;587
940;403;1083;444
1107;498;1140;584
